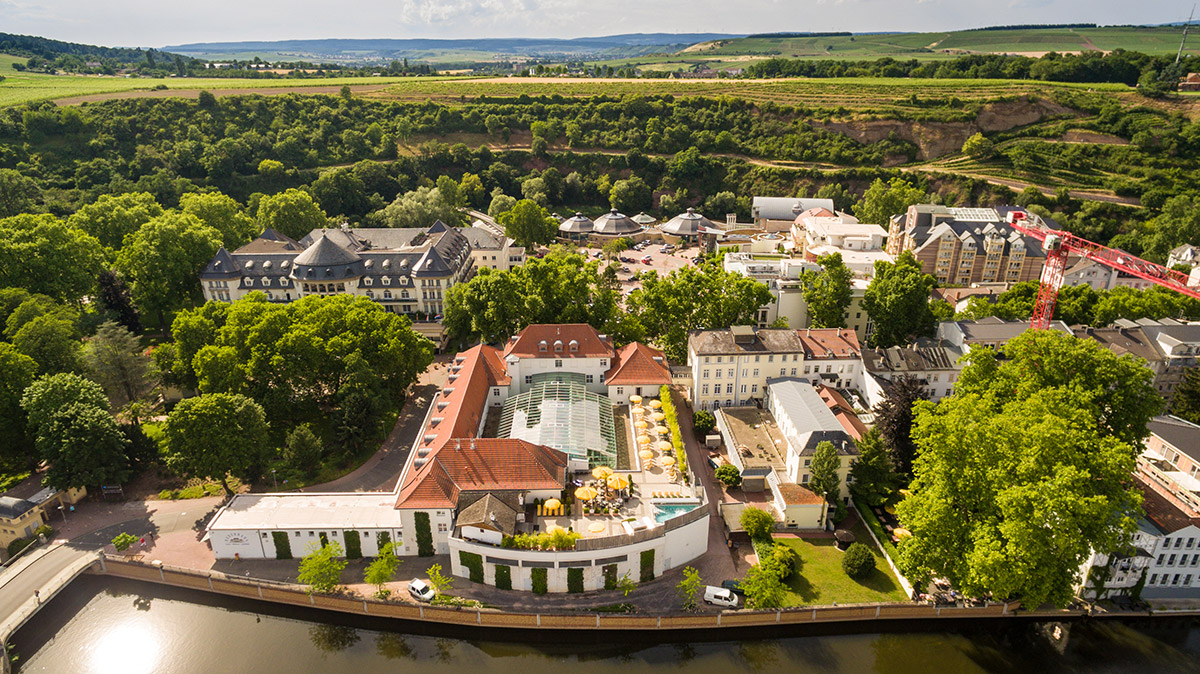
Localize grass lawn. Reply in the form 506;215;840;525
773;520;907;606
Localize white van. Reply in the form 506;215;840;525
703;585;739;608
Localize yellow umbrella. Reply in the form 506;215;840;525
629;395;643;404
544;498;562;510
637;434;653;445
657;440;672;451
634;420;649;429
894;528;912;539
638;449;654;460
632;406;644;415
660;456;677;467
652;412;666;422
655;425;669;435
575;486;598;501
588;521;606;534
592;466;614;479
885;505;897;515
650;400;663;409
607;474;629;490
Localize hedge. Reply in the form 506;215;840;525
377;531;391;550
318;532;329;547
495;564;512;590
272;531;292;560
414;511;434;557
343;530;362;559
460;551;484;583
855;500;899;561
567;567;584;593
531;567;548;594
640;549;655;582
6;538;33;558
603;563;618;590
658;385;689;481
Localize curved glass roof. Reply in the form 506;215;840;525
497;372;617;469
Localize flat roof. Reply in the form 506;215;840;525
208;493;405;531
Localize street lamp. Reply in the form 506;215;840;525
271;469;277;490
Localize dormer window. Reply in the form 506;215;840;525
382;277;391;286
539;340;548;352
262;261;272;270
382;259;392;269
243;277;253;286
245;260;255;269
261;277;270;286
364;277;373;286
280;278;289;287
554;340;564;352
568;340;579;352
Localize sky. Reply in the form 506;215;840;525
0;0;1194;48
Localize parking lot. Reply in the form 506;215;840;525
577;240;701;293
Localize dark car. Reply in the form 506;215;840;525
721;579;745;595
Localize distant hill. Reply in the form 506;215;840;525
0;32;185;67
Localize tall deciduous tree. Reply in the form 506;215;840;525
0;214;105;303
67;192;163;253
808;441;841;508
20;373;109;430
872;376;928;477
498;199;556;249
13;314;82;375
116;212;221;330
256;188;329;240
0;344;38;462
180;192;258;248
0;169;36;218
82;320;154;406
34;403;131;490
862;251;937;348
163;392;269;494
1171;366;1200;425
852;177;928;227
801;252;853;328
374;186;464;228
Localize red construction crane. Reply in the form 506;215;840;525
1005;211;1200;330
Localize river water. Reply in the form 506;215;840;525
11;576;1200;674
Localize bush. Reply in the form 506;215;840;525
693;410;716;437
740;506;775;539
855;501;899;561
603;563;618;590
376;531;391;550
34;524;53;539
531;567;548;594
460;551;484;583
414;511;434;556
495;564;512;590
567;567;584;593
640;549;655;582
273;531;292;559
715;464;742;488
659;386;689;479
111;532;138;552
842;542;876;580
770;543;799;580
158;489;176;500
6;538;33;558
343;530;362;559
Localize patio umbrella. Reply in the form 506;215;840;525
588;522;606;534
575;486;598;501
638;449;654;460
657;440;672;451
592;466;614;479
544;498;562;510
637;434;653;445
652;412;666;422
607;474;629;490
650;400;663;409
634;420;649;429
629;395;643;404
632;406;644;416
885;505;897;515
660;456;677;467
894;528;913;539
655;425;669;435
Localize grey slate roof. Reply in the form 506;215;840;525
1148;415;1200;464
689;328;805;356
862;344;963;375
559;212;594;234
455;493;518;536
1073;326;1164;364
592;209;641;236
0;496;37;520
293;234;363;267
661;208;713;236
202;247;241;278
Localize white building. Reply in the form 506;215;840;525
751;197;836;232
461;224;526;271
1061;257;1155;292
764;379;858;493
860;341;965;409
936;317;1071;353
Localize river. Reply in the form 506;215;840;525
10;576;1200;673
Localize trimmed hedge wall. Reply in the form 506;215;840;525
567;567;584;593
343;530;362;559
460;551;484;583
531;567;548;594
640;549;655;582
658;385;689;481
318;532;329;547
855;500;899;561
495;564;512;590
377;531;391;550
603;563;618;590
414;512;434;557
272;531;292;560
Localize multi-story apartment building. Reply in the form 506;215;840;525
860;341;966;408
1127;319;1200;404
886;205;1049;285
460;225;526;272
686;326;863;410
1062;258;1156;292
1073;324;1171;398
937;317;1071;354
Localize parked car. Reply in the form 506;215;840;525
720;579;745;596
619;256;632;263
408;578;436;602
707;456;722;470
704;585;739;608
593;250;604;258
621;265;632;273
641;255;653;265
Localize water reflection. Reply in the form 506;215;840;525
89;621;161;674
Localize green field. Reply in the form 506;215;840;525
773;522;909;606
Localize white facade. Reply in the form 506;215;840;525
723;254;873;342
504;352;611;395
1080;521;1200;600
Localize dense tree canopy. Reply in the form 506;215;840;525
67;192;163;253
163;392;270;493
801;252;853;329
0;214;105;303
853;178;928;228
255;188;328;240
498;199;557;249
862;251;937;348
116;212;222;329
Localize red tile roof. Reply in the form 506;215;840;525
395;438;567;508
798;328;861;359
503;324;614;359
605;342;671;386
816;385;868;441
1135;476;1200;535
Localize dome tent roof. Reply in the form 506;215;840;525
592;209;641;236
559;212;594;234
291;233;364;279
661;208;714;236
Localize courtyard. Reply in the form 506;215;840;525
773;518;908;606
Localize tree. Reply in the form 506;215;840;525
0;169;36;218
873;376;928;477
841;542;876;580
862;251;937;348
497;199;556;249
609;176;652;214
20;373;109;429
364;542;399;598
298;541;347;595
740;506;775;539
283;424;324;477
111;532;138;552
715;464;742;488
32;402;131;490
67;192;163;252
82;320;154;406
425;563;452;595
741;561;786;609
676;566;703;611
1171;366;1200;425
180;192;258;248
163;393;269;494
12;314;82;375
116;212;221;330
802;252;853;328
961;132;995;159
815;183;854;212
255;188;328;241
896;330;1159;608
487;192;517;219
809;441;841;508
849;428;901;507
852;177;928;226
693;410;716;437
310;168;372;220
96;270;141;333
374;186;464;228
0;344;37;462
0;214;105;303
616;572;637;597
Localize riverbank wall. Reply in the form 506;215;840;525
83;555;1200;636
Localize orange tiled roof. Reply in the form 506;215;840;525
395;438;567;508
816;384;868;441
503;324;614;359
605;342;671;386
798;328;861;359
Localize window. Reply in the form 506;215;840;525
1173;574;1181;585
600;359;607;367
727;369;733;378
555;359;563;368
437;523;448;533
586;374;594;383
1187;575;1194;586
715;369;722;379
804;459;811;467
704;357;710;364
740;385;747;393
1150;574;1158;585
1158;554;1166;565
703;370;710;379
1193;554;1200;565
702;385;709;396
492;388;500;396
790;368;797;376
751;385;758;393
801;473;810;484
294;531;300;537
364;277;373;286
752;369;759;377
1169;554;1177;565
804;366;811;374
754;355;760;363
725;384;733;394
741;369;748;377
825;365;832;373
1190;538;1196;549
768;355;774;362
524;375;532;384
1177;538;1184;548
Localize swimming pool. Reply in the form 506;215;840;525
653;503;699;523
